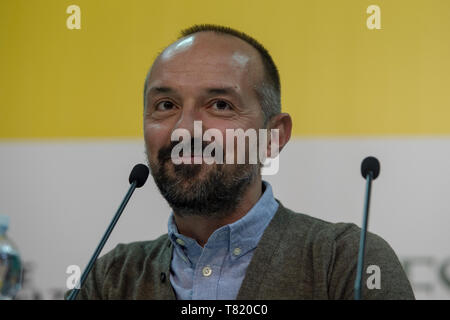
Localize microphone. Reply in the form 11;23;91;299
67;164;149;300
354;156;380;300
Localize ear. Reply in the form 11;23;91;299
266;113;292;158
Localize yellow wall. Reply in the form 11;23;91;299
1;0;449;138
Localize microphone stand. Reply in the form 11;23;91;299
354;171;373;300
67;180;138;300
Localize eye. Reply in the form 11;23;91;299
211;100;232;111
156;101;175;111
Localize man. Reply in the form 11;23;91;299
67;24;414;299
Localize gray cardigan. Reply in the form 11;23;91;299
67;202;415;299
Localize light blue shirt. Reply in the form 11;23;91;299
167;181;279;300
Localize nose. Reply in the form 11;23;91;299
171;101;204;138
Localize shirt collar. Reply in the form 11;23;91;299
167;180;279;264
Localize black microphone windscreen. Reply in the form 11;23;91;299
361;156;380;180
129;164;149;188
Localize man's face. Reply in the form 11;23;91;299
143;32;265;217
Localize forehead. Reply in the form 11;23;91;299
146;32;264;91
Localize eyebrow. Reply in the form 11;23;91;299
146;86;175;95
146;86;241;100
205;87;239;97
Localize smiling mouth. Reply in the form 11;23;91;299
177;155;215;164
174;147;218;164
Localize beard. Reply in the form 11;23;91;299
147;138;260;219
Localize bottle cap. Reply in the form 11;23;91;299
0;215;10;230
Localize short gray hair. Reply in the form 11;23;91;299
254;81;281;125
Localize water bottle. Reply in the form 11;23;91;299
0;215;22;299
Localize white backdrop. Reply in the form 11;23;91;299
1;138;449;299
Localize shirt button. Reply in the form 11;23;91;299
233;247;242;256
202;266;212;277
176;238;185;246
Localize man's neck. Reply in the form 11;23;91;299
173;176;263;247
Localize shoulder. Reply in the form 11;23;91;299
69;234;172;299
276;202;400;265
98;234;171;268
277;201;390;244
69;234;171;300
275;202;362;247
275;201;414;299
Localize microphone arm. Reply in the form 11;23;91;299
354;171;373;300
354;156;380;300
67;164;149;300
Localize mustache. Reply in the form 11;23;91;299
157;138;221;164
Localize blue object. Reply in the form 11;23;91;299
0;215;22;300
168;181;279;299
